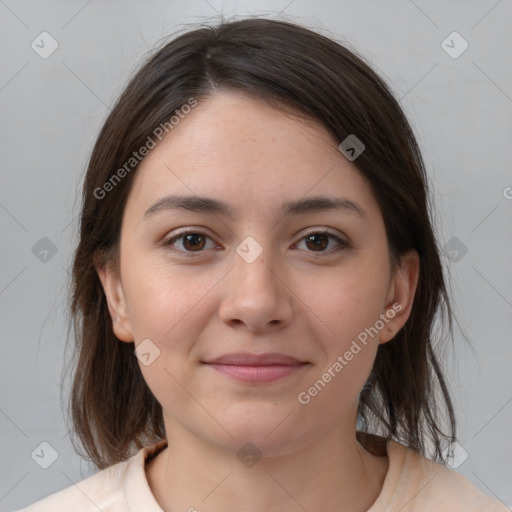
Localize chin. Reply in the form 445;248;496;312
202;408;315;458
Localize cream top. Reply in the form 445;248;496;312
16;436;508;511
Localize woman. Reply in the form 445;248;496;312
17;17;507;511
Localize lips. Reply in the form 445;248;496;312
205;352;306;366
203;352;309;383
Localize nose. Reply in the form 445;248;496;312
218;246;294;333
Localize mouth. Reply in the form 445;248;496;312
202;352;310;383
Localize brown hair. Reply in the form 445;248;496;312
67;17;456;469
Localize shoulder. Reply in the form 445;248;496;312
13;462;128;512
371;438;509;511
13;440;167;512
13;459;132;512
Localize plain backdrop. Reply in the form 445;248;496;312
1;0;511;510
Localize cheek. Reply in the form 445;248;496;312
122;258;213;342
299;257;389;400
298;271;385;415
305;259;390;344
123;263;213;414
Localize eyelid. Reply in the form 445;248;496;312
298;227;345;239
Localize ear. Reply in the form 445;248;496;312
95;260;134;343
379;249;420;344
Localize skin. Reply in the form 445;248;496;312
96;90;419;512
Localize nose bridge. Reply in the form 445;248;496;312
233;233;282;298
219;233;293;330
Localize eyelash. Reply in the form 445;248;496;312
163;229;349;259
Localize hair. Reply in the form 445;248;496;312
67;16;457;470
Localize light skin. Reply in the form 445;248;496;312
96;90;419;512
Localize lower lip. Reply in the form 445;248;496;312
205;363;308;383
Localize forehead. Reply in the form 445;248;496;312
123;91;380;223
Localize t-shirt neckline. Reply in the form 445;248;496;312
125;433;404;512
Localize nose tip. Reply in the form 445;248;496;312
218;242;293;332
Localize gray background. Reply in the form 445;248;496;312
1;0;511;510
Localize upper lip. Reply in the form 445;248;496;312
204;352;307;366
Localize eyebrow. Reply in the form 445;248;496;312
143;194;366;220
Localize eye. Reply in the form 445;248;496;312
164;230;218;257
294;230;348;254
163;228;349;258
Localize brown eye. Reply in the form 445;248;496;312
305;233;329;251
294;231;348;255
182;233;206;251
164;231;217;257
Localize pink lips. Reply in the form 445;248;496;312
203;352;309;383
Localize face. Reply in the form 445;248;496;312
97;90;418;456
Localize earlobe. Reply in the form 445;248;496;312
379;249;420;344
95;261;134;343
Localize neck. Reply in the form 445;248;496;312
146;422;388;512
